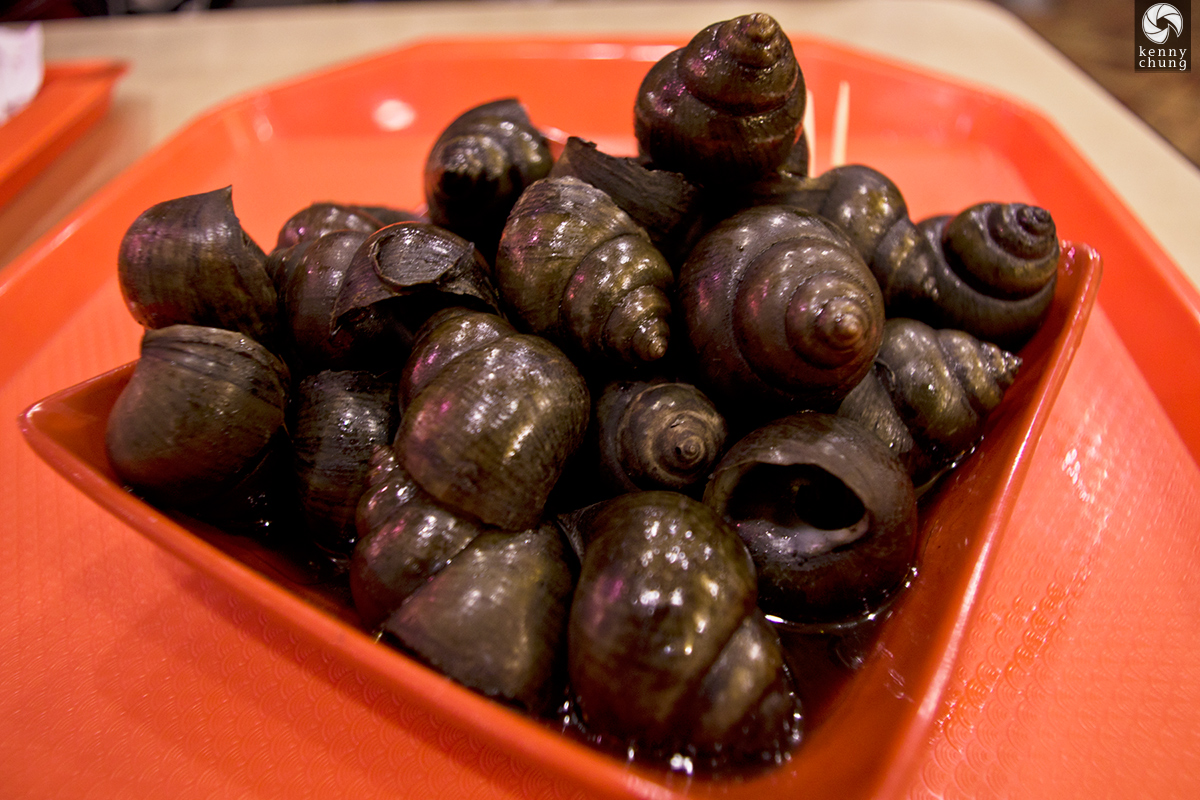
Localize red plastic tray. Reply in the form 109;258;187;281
6;35;1200;799
0;59;126;209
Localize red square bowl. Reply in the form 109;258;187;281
17;35;1103;799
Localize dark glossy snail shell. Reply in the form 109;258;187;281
549;136;706;269
678;204;885;416
332;221;498;338
117;186;278;343
274;202;391;251
267;203;422;294
873;199;1059;350
802;165;909;262
105;324;290;509
276;229;411;374
424;97;554;263
495;176;675;368
838;318;1022;487
704;412;918;625
352;449;576;714
594;378;727;495
395;305;515;413
634;12;805;186
568;490;802;766
765;165;1059;350
383;521;576;716
394;307;590;530
351;448;488;629
911;203;1059;349
276;229;351;369
289;369;399;555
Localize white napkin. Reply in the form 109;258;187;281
1;23;45;125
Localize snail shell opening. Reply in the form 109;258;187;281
704;413;917;625
722;462;871;558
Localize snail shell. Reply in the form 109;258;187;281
424;98;554;263
941;202;1060;299
276;229;411;374
383;522;576;716
267;203;422;292
332;221;498;337
273;202;391;251
678;204;885;415
910;203;1059;349
568;491;802;765
352;448;487;630
289;369;400;555
396;305;514;413
105;324;290;509
548;137;705;269
634;13;805;186
495;176;675;368
594;378;727;495
704;412;918;625
838;318;1022;487
118;186;278;343
800;165;910;264
771;165;1058;350
352;450;576;714
394;307;590;530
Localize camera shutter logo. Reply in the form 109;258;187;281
1136;0;1191;72
1144;3;1184;43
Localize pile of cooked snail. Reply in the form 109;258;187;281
103;12;1061;775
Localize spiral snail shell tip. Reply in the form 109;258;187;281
719;13;784;67
672;436;704;465
816;299;869;350
1017;203;1053;231
783;275;883;371
993;347;1023;391
435;138;504;189
633;321;670;362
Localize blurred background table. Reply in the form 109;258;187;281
3;2;1200;799
4;0;1200;286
